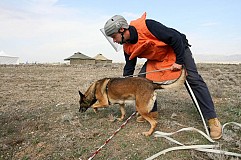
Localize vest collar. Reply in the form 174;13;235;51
128;25;138;44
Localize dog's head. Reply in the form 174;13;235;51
78;91;90;112
78;91;97;112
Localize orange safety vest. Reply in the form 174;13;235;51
123;12;182;82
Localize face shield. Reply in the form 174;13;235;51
100;28;122;52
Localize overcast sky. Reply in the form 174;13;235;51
0;0;241;63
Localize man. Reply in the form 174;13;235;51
103;12;222;140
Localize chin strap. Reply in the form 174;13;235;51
120;32;125;44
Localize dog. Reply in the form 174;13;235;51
78;69;186;136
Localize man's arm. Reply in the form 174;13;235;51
123;52;137;76
146;19;187;65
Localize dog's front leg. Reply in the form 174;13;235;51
92;100;109;111
117;104;126;121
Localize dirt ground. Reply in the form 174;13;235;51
0;63;241;160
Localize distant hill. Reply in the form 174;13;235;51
193;54;241;63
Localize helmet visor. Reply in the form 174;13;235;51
100;28;122;52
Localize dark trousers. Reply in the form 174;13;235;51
139;47;217;120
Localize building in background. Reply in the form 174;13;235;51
0;50;19;65
64;52;95;65
93;53;112;64
64;52;112;65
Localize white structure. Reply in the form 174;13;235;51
0;51;19;65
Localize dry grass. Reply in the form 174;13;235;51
0;63;240;160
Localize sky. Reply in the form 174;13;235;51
0;0;241;63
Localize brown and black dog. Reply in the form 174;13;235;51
79;69;186;136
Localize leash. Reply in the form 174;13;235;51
146;122;241;160
83;111;137;160
185;80;210;137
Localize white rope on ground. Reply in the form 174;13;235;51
146;122;241;160
185;80;210;137
154;127;215;143
222;122;241;132
146;145;217;160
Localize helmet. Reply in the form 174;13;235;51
104;15;129;37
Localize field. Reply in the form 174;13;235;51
0;63;241;160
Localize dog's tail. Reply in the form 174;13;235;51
153;68;186;89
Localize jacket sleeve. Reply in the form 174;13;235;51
123;52;137;76
146;19;187;65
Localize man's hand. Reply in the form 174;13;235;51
171;63;182;71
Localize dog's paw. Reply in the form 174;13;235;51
142;131;152;137
93;108;98;114
108;114;116;122
117;117;124;121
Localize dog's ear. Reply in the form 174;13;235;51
78;91;85;98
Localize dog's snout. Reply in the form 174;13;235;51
79;107;88;113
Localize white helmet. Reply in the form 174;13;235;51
104;15;129;37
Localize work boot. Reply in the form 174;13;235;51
208;118;222;140
136;111;158;123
